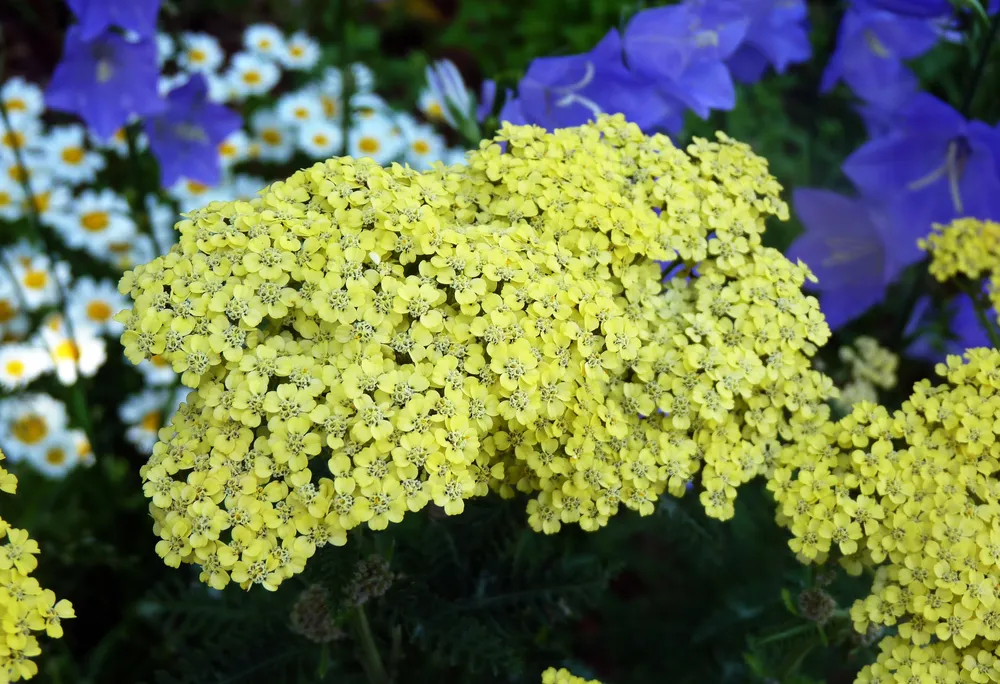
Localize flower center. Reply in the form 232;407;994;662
6;98;26;112
243;71;262;85
141;410;162;432
2;131;25;149
81;211;110;232
12;415;47;444
5;360;24;377
61;146;85;164
359;137;380;154
0;299;15;322
411;140;430;155
23;270;47;289
46;447;67;465
86;301;113;322
54;340;80;361
262;129;282;145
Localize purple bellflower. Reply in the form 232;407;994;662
46;28;164;140
842;93;1000;276
65;0;162;41
821;6;940;108
905;292;991;362
625;0;749;126
510;29;667;132
856;0;999;18
787;189;894;330
727;0;812;84
144;75;241;187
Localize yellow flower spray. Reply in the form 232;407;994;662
118;115;834;591
0;450;74;683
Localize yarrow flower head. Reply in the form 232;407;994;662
921;217;1000;329
0;449;74;681
770;348;1000;682
118;114;833;591
541;667;602;684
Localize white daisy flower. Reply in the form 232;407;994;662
178;32;225;73
298;119;343;159
137;353;177;386
7;249;67;311
1;77;44;122
120;388;184;454
0;175;23;221
108;233;156;271
0;343;52;390
167;177;227;213
351;92;389;122
70;429;95;467
276;90;324;127
29;430;79;478
67;277;128;336
0;393;69;462
0;276;24;336
398;117;446;170
351;63;375;94
48;188;135;253
1;147;49;187
281;32;320;70
348;113;403;165
38;313;107;385
42;125;105;185
418;87;447;124
244;24;286;60
217;129;250;168
28;177;73;227
1;116;43;156
226;52;281;99
250;111;295;163
156;32;175;65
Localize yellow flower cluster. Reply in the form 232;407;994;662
921;217;1000;319
0;450;74;683
118;114;832;591
836;336;898;411
541;667;601;684
770;348;1000;683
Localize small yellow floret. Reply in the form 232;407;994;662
541;666;602;684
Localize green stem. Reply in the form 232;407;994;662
961;3;1000;117
755;621;815;646
354;605;391;684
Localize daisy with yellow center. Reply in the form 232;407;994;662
297;120;342;158
280;32;319;70
48;188;136;255
67;276;128;336
251;111;295;163
44;124;105;185
38;313;107;386
0;393;68;462
178;32;224;73
226;52;280;99
0;343;51;390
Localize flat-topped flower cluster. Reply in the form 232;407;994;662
771;348;1000;683
0;450;73;682
118;114;833;591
